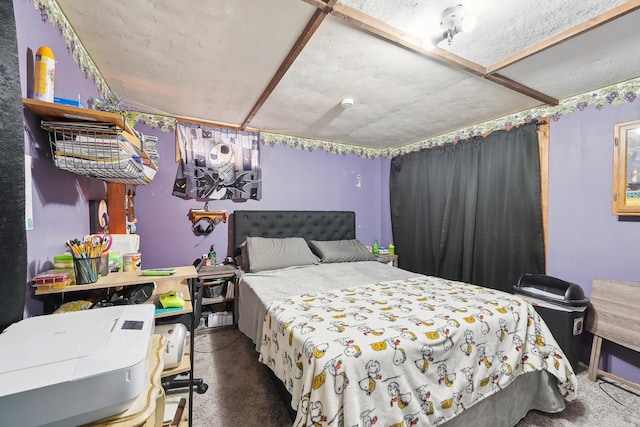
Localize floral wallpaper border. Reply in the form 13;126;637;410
263;76;640;159
36;0;640;158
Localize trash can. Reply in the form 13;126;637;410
513;274;589;371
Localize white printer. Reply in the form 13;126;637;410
0;304;155;427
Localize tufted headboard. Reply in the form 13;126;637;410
233;210;356;250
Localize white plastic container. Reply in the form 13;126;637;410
33;46;55;102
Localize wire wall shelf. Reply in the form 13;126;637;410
41;121;156;185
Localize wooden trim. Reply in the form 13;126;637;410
594;367;640;392
243;0;569;129
588;333;640;391
175;124;180;163
178;116;259;132
240;1;337;130
487;1;640;74
588;334;602;382
537;119;550;261
324;3;556;105
107;183;127;234
331;3;486;76
485;74;558;106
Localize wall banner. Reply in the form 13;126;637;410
173;121;261;200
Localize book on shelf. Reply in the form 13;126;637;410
225;281;235;299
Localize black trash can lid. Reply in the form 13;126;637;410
513;274;589;307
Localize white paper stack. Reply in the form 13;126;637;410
207;311;233;328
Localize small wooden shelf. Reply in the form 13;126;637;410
202;296;233;306
23;98;157;185
375;254;398;267
23;98;135;144
154;306;192;319
197;264;236;280
197;265;236;332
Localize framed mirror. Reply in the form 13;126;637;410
613;119;640;215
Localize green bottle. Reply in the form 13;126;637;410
208;245;217;265
372;240;379;256
389;243;395;257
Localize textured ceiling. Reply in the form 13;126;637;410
55;0;639;149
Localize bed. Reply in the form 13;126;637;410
233;210;576;427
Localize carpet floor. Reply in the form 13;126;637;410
166;328;640;426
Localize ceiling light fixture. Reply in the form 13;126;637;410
425;4;477;50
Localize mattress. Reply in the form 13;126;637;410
237;262;575;426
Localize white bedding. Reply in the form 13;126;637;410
237;262;576;426
238;261;421;348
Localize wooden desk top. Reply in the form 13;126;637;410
35;265;198;296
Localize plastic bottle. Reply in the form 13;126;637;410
34;46;55;102
388;243;395;257
372;240;379;256
208;245;217;265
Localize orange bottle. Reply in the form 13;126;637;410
33;46;55;102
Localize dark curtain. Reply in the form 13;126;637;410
0;0;27;331
390;122;544;292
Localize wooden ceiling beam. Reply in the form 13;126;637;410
485;74;558;106
487;1;640;74
240;0;338;130
331;3;487;76
327;2;557;105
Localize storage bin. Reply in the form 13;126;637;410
514;274;589;371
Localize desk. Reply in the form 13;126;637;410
34;266;199;426
35;267;195;315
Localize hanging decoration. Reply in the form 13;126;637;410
172;121;261;201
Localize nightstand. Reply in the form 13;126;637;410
197;264;237;332
375;254;398;267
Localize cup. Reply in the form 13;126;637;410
73;256;100;284
99;251;109;277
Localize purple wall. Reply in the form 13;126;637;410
548;100;640;384
14;0;104;316
135;129;390;268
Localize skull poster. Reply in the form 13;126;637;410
173;121;261;200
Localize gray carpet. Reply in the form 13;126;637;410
167;328;640;426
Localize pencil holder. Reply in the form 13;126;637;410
73;256;100;284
